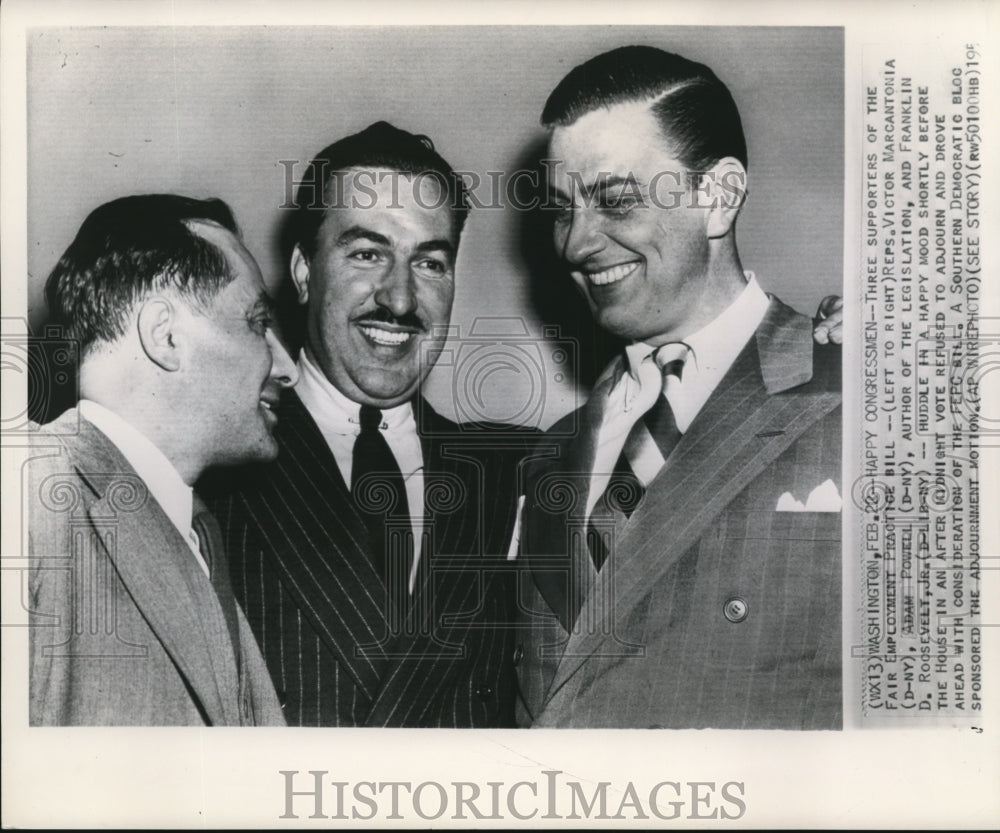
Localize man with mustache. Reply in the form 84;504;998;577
210;118;841;728
28;194;296;725
209;122;525;726
515;46;844;729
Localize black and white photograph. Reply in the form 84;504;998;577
1;0;996;828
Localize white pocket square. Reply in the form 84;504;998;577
776;479;842;512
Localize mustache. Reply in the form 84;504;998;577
354;307;426;331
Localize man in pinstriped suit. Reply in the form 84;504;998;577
207;123;527;726
515;46;843;729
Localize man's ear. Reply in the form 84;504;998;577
290;244;311;305
704;157;748;240
136;297;181;372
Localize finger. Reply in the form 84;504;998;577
817;295;838;319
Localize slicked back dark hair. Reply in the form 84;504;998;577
541;45;747;171
45;193;240;354
291;120;470;260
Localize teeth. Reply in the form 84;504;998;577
359;325;413;346
260;401;274;411
586;262;640;286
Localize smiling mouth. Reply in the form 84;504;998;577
259;393;280;420
580;262;641;287
357;322;418;347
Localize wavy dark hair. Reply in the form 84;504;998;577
45;193;240;353
289;120;470;261
542;45;747;171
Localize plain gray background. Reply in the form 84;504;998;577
27;26;843;427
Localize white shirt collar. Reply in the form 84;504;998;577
623;274;768;378
295;347;413;435
624;274;767;375
292;347;426;590
78;399;194;542
619;273;770;431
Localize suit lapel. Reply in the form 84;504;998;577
70;420;238;725
545;299;840;700
415;401;461;579
521;371;618;631
363;402;485;723
247;389;390;702
413;399;490;579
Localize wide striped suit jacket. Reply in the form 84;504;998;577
28;413;286;726
207;391;527;727
515;298;842;729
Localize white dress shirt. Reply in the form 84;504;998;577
586;273;770;520
78;399;209;576
294;348;425;592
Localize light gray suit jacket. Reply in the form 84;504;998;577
27;412;285;726
516;298;842;729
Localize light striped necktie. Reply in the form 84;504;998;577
636;342;687;461
587;343;688;570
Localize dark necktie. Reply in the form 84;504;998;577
351;405;411;616
587;345;687;570
191;493;242;675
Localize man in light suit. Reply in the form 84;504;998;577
516;46;843;729
28;194;297;725
209;123;527;726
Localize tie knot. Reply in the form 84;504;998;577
359;405;383;432
653;343;688;380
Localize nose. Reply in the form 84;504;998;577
373;258;418;318
265;328;299;389
557;207;604;266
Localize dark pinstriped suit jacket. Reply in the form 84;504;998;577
207;391;526;727
515;298;842;729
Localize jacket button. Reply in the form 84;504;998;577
475;684;494;701
723;597;749;623
512;643;524;666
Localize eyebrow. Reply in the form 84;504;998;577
593;176;641;197
414;239;456;259
250;291;277;315
548;175;642;204
336;226;392;248
336;225;455;259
